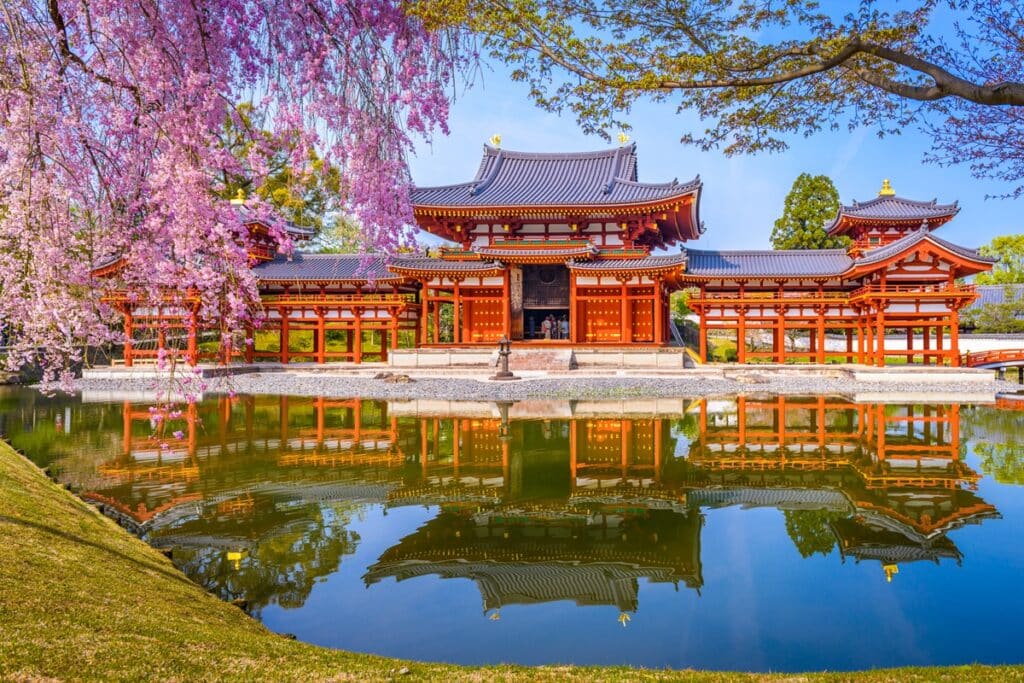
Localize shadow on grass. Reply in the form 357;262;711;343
0;514;200;590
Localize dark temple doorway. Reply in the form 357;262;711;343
522;265;570;340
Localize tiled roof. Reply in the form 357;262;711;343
827;195;958;234
854;229;995;267
684;249;852;278
387;257;504;273
568;253;687;271
964;284;1024;311
252;253;398;282
410;143;700;208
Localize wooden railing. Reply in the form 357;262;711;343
690;290;847;303
691;283;976;306
849;283;976;298
260;293;416;305
963;349;1024;367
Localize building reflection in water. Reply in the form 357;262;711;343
44;394;1002;616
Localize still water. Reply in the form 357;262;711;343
4;388;1024;671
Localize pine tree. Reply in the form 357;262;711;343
771;174;848;250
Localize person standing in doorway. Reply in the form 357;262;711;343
560;315;569;340
542;315;552;339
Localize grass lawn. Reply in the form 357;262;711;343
1;441;1021;682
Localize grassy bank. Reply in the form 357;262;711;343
0;441;1020;682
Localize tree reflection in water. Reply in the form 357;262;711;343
1;389;1017;618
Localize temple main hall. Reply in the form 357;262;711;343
98;142;995;366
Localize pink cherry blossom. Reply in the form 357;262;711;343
0;1;464;387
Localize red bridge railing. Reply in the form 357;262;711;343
963;349;1024;367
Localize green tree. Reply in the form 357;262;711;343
434;2;1024;195
771;174;847;250
215;103;343;235
976;235;1024;284
670;288;697;320
961;286;1024;333
961;406;1024;486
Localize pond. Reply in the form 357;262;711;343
3;387;1024;672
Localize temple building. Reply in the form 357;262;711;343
94;142;995;366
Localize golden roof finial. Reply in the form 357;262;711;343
230;188;246;205
489;134;502;148
883;563;899;582
618;612;632;627
879;179;895;196
617;131;631;145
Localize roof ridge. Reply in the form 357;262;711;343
410;180;478;193
480;142;636;160
685;248;849;255
841;195;959;211
284;252;380;259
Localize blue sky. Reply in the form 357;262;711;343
408;62;1020;253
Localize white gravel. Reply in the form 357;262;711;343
72;371;1013;401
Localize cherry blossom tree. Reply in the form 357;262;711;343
0;0;462;385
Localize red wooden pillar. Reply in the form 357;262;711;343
951;311;961;366
420;282;429;345
774;315;785;363
315;308;326;364
390;307;400;351
502;270;512;339
845;328;853;364
453;278;462;344
815;310;825;364
123;308;134;367
923;321;931;365
186;307;198;366
568;272;578;343
353;308;363;363
936;322;944;366
876;309;886;366
653;278;663;345
698;317;707;362
280;309;290;364
737;307;746;363
379;329;388;361
906;328;914;364
619;279;629;343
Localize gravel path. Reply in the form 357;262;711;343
73;371;1012;401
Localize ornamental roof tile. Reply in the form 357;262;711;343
826;195;959;234
568;252;687;271
410;143;700;208
252;253;398;282
683;249;852;278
